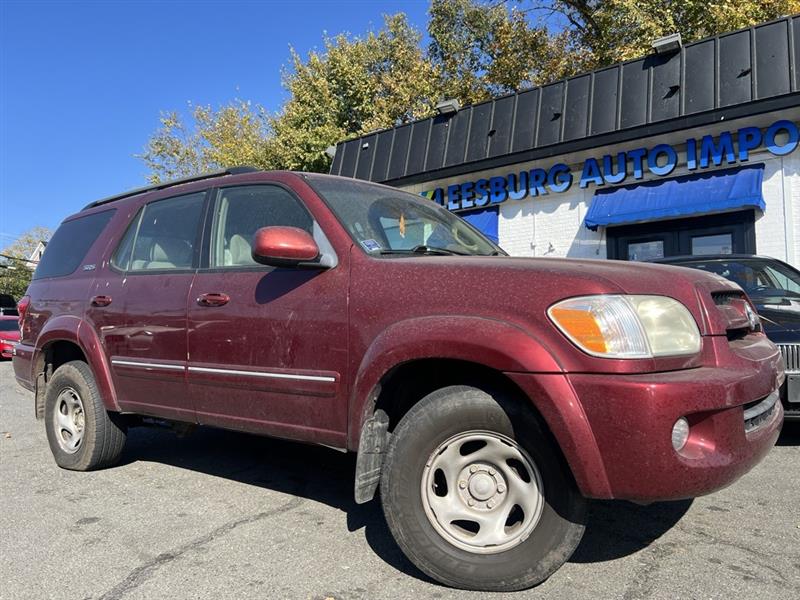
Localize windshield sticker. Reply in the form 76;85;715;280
361;239;382;252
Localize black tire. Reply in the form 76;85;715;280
44;360;127;471
380;385;587;591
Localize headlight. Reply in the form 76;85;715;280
547;295;701;358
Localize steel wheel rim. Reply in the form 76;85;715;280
53;387;85;454
420;430;545;554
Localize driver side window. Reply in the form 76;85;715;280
211;185;313;268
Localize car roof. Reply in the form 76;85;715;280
81;166;264;210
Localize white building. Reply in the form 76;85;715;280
331;16;800;266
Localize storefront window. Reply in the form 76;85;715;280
691;234;733;255
628;240;664;261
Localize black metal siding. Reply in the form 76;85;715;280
511;89;539;152
466;102;493;161
719;30;752;107
425;115;449;171
370;130;393;182
795;18;800;90
564;75;590;140
406;121;429;175
332;15;800;183
684;40;715;114
650;52;681;122
355;134;376;180
590;67;619;134
755;20;791;98
444;108;470;167
537;82;564;146
488;94;515;157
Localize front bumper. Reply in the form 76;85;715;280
568;365;782;502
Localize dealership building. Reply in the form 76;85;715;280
330;16;800;264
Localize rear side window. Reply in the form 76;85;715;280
113;192;205;272
33;210;115;279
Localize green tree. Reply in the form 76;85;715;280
0;226;52;300
428;0;576;104
141;14;438;180
269;13;439;172
141;0;799;180
530;0;800;69
140;100;273;184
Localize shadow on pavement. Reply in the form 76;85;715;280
570;499;692;563
119;425;429;581
120;424;695;579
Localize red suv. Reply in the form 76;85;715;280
13;168;783;591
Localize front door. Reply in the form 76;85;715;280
186;183;349;447
92;191;207;422
607;210;756;261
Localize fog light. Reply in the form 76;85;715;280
672;417;690;451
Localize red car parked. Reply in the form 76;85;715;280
13;168;783;591
0;315;20;358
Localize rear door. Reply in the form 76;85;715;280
90;191;207;421
186;183;349;447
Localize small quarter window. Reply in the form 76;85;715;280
111;208;143;271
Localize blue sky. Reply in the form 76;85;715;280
0;0;430;246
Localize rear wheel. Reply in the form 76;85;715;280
380;385;586;591
44;360;126;470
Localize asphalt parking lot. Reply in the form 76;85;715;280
1;361;798;600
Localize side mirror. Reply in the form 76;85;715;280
252;226;320;267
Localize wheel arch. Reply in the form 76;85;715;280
349;316;581;504
348;315;564;450
33;316;119;417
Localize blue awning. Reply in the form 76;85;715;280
460;207;499;244
584;164;765;230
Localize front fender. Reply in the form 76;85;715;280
34;316;119;411
348;315;563;449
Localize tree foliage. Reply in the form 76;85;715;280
0;226;52;300
140;101;273;184
537;0;800;69
141;0;798;180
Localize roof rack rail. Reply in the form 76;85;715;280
82;166;261;210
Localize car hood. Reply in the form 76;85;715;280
383;255;742;336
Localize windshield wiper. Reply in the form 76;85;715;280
378;245;468;256
411;244;468;255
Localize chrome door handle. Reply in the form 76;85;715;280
91;295;112;307
197;293;230;307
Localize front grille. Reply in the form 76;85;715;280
777;344;800;373
711;291;745;306
743;390;779;433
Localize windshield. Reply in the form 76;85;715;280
679;259;800;299
306;175;503;257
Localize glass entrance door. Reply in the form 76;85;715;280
607;210;756;261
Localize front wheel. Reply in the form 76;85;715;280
380;385;586;591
